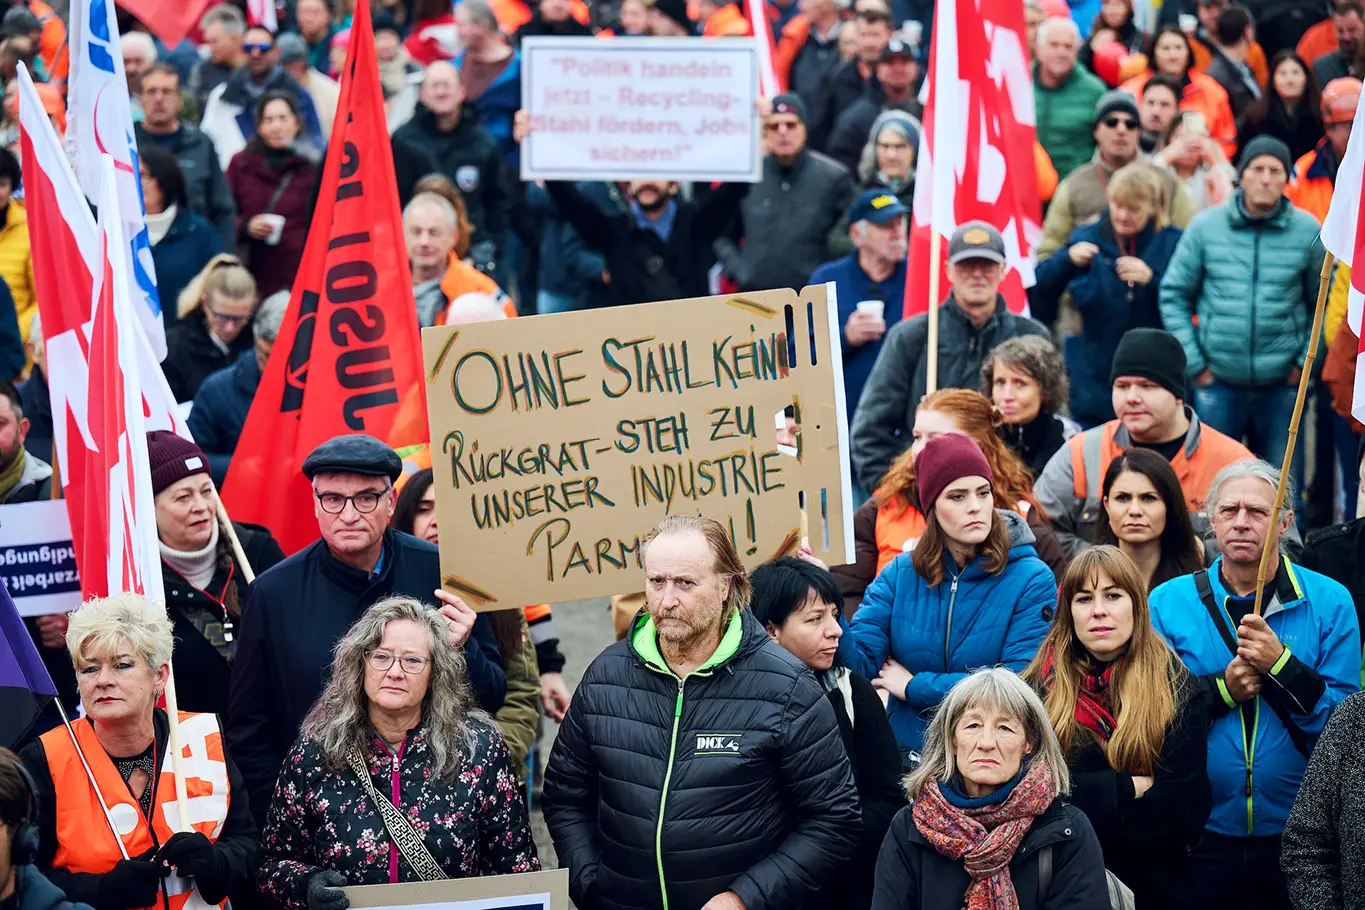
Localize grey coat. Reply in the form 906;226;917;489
849;295;1049;491
1283;690;1365;910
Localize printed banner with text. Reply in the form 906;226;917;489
422;285;853;608
520;36;761;183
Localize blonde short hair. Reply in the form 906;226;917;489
66;594;174;671
1107;162;1169;230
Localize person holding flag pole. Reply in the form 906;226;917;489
17;158;259;910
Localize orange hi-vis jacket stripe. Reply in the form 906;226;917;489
41;712;231;910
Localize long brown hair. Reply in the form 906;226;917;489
1024;546;1180;775
911;505;1011;587
879;389;1043;517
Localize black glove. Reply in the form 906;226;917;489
97;851;168;910
306;870;350;910
156;832;230;902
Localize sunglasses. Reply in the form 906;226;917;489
245;42;273;54
1103;116;1139;131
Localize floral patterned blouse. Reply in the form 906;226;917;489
257;716;539;909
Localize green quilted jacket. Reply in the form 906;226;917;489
1034;64;1107;179
1158;191;1326;386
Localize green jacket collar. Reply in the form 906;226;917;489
632;608;746;677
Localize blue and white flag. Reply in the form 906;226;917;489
65;0;165;360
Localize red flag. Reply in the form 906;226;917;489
905;0;1041;318
222;0;427;555
114;0;214;50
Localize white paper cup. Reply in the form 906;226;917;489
260;213;286;246
857;300;885;321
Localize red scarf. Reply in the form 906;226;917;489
912;758;1057;910
1042;650;1119;742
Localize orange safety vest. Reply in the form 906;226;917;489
41;712;231;910
1287;146;1334;225
1066;418;1252;524
437;254;517;323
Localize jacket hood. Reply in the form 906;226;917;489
15;864;89;910
1000;508;1036;550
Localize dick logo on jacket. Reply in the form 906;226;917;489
695;732;743;755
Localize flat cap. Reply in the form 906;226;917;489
302;434;402;482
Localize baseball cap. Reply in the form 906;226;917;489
947;221;1006;266
848;189;909;225
880;36;913;61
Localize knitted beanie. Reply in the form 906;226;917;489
914;434;993;510
1237;135;1293;178
147;430;211;496
1109;328;1187;399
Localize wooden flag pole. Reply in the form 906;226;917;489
926;230;943;396
55;700;131;860
1253;252;1336;616
160;660;191;832
214;498;256;585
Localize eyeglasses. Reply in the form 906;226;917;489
316;488;389;513
366;651;430;674
763;120;802;134
205;307;250;326
245;42;273;54
1103;117;1139;131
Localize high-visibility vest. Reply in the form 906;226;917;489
41;712;232;910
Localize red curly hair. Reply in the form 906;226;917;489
878;388;1045;519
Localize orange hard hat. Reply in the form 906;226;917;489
1323;77;1363;125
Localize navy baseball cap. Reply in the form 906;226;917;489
848;189;909;225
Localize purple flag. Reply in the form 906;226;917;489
0;578;58;748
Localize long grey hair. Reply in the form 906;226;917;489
904;667;1070;801
300;596;487;781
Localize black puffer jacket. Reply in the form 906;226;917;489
542;608;861;910
871;798;1109;910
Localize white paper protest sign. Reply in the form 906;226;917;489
519;36;762;183
0;500;81;617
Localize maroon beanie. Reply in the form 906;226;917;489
147;430;211;496
914;434;993;510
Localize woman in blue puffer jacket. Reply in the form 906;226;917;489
1034;162;1183;427
839;434;1057;758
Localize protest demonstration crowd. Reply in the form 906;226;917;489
14;0;1365;909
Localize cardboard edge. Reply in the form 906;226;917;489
342;869;570;909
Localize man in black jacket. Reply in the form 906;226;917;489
135;64;236;248
825;37;922;173
226;434;504;818
717;93;855;293
393;61;510;275
850;221;1048;491
543;516;860;910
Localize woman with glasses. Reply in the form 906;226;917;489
162;254;258;403
257;596;539;909
140;144;224;338
149;430;284;715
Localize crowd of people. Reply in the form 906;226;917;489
5;0;1365;909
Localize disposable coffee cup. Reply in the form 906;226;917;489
857;300;885;321
1178;13;1197;33
261;213;286;246
904;20;923;48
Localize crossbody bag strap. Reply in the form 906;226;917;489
1191;570;1312;759
344;748;447;882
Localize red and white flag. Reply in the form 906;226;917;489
1322;94;1365;426
18;65;188;599
245;0;278;33
84;156;164;602
742;0;779;97
905;0;1041;318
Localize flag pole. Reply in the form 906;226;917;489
55;701;131;860
214;499;256;585
1253;251;1335;616
926;230;942;395
160;660;191;832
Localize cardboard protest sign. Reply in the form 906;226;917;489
0;501;80;617
519;36;761;183
422;285;854;608
343;870;568;910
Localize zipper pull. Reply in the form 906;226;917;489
676;679;685;718
951;576;959;595
1245;768;1252;797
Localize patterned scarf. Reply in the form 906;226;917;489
912;757;1056;910
1041;650;1119;743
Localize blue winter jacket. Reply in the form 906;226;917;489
809;251;906;422
1149;557;1361;837
455;48;522;169
524;181;612;307
839;510;1057;752
187;349;260;486
1158;191;1326;386
1069;0;1101;36
1033;213;1183;426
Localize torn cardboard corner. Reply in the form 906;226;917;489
421;283;854;609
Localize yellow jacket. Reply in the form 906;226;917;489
1326;260;1351;348
0;201;36;348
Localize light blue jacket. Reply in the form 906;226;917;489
838;511;1056;752
1149;557;1360;837
1157;191;1326;386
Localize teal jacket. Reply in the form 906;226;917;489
1158;191;1326;386
1033;64;1106;178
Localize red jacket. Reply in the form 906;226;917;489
226;148;319;299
